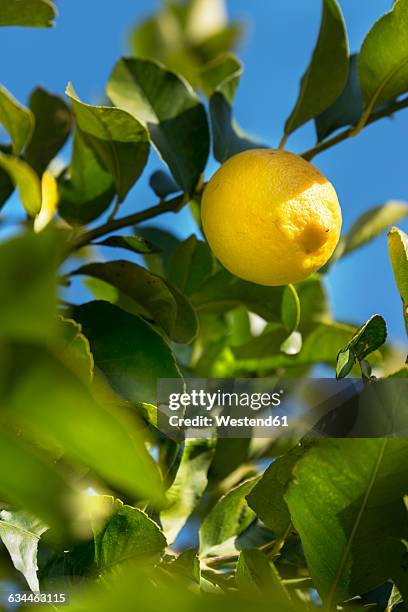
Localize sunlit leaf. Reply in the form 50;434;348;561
388;226;408;334
0;0;56;27
0;150;41;215
0;85;34;155
34;171;58;233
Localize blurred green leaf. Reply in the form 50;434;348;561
5;342;165;505
281;285;301;333
91;497;166;570
236;549;294;608
165;549;200;584
58;131;115;225
73;300;182;405
0;231;60;342
357;0;408;131
93;235;159;255
387;585;403;610
107;57;209;195
73;261;198;344
0;510;47;591
336;315;387;379
168;235;216;296
0;85;34;155
0;150;41;215
282;0;349;143
285;439;408;605
26;87;72;175
199;53;242;103
280;331;302;356
149;170;180;199
0;0;56;27
66;83;149;203
199;476;259;555
161;439;215;544
388;226;408;334
247;444;307;538
315;54;363;141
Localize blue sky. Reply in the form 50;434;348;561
1;0;407;344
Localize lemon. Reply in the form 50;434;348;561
201;149;342;286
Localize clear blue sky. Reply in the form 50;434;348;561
1;0;407;344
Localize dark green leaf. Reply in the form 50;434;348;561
26;87;72;175
247;444;307;537
58;130;115;225
0;150;41;215
73;300;182;405
107;58;209;195
199;53;242;103
161;439;215;544
388;226;408;334
0;0;56;27
0;510;47;591
73;261;198;344
66;83;149;203
0;230;60;341
282;0;349;142
149;170;180;199
168;235;216;296
210;91;263;163
336;314;387;379
0;85;34;155
91;497;166;570
357;0;408;131
285;439;408;605
315;54;363;141
94;235;159;255
199;476;259;555
0;144;14;209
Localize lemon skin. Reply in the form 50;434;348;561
201;149;342;286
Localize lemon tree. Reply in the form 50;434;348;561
0;0;408;610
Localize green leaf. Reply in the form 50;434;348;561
73;301;182;406
0;150;41;215
73;261;198;344
236;549;294;609
285;439;408;605
161;439;215;544
281;284;301;333
247;444;307;538
91;497;166;571
93;235;159;255
107;57;209;195
0;230;60;341
0;85;34;155
26;87;72;175
149;170;180;199
336;314;387;379
5;342;165;506
0;431;75;534
315;54;363;141
210;92;263;163
0;0;56;27
387;584;403;610
199;476;260;555
57;316;94;384
66;82;149;203
168;235;216;296
0;510;47;591
344;201;408;257
388;226;408;334
166;549;200;584
357;0;408;132
58;130;115;225
199;53;242;103
282;0;349;143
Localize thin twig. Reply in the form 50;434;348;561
301;95;408;161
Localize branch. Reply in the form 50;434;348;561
70;193;185;252
301;95;408;161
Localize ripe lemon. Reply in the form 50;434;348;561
201;149;342;286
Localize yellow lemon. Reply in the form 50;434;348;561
201;149;342;286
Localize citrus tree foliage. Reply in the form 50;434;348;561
0;0;408;610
